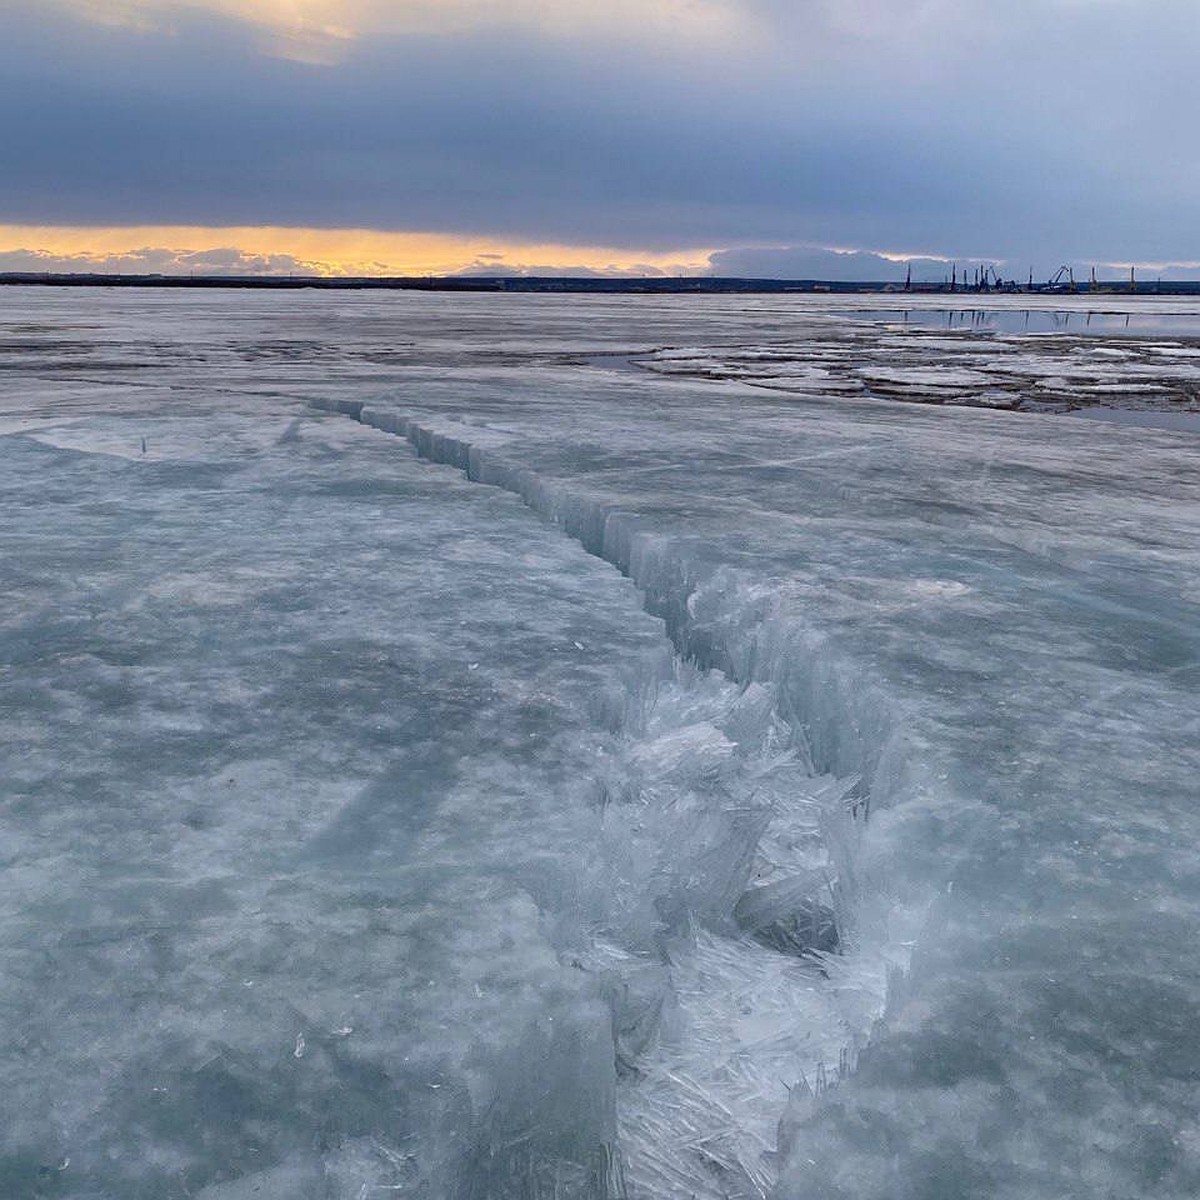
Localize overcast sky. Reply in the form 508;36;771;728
2;0;1197;277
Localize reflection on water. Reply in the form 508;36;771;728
850;308;1200;338
1072;408;1200;433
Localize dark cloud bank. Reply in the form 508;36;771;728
2;1;1198;277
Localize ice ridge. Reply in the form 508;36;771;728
308;396;925;1198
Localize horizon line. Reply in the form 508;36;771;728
0;271;1189;294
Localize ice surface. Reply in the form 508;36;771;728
2;288;1199;1199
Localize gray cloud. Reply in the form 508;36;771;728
707;247;1200;284
0;246;321;276
3;2;1199;266
709;247;928;282
452;260;674;278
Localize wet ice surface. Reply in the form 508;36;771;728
1072;407;1200;433
639;296;1200;416
3;288;1200;1199
845;305;1200;338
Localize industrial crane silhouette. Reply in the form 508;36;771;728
1048;265;1076;290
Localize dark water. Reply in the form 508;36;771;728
850;308;1200;338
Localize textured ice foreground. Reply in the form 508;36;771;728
3;289;1200;1199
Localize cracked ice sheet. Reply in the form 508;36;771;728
0;303;872;1200
343;318;1199;1194
3;287;1200;1199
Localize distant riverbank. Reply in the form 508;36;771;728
4;272;1200;296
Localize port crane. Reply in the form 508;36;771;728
963;265;1006;293
1048;265;1076;291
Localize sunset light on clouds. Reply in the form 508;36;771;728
0;224;713;278
56;0;749;61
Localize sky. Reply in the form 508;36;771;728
2;0;1198;279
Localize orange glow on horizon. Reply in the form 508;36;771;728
0;224;715;277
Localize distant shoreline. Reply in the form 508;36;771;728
3;273;1199;296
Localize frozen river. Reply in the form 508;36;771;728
2;289;1199;1199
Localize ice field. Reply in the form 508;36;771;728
2;288;1199;1199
